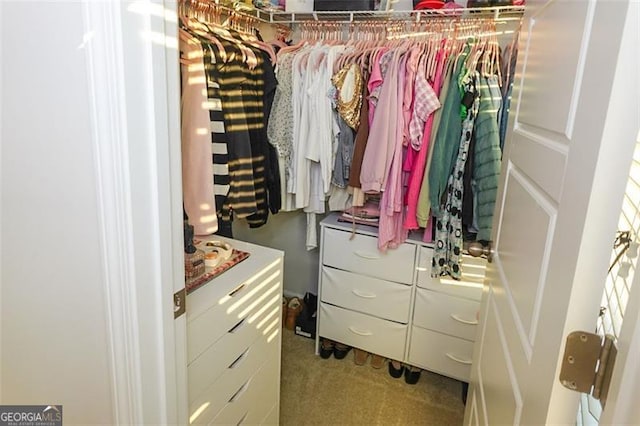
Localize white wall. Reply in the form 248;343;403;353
235;212;323;298
0;2;114;424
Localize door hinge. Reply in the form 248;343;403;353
174;288;186;319
559;331;617;407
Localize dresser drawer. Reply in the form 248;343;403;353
413;288;480;341
211;349;279;425
408;326;474;382
187;296;281;402
187;266;282;364
416;246;484;301
188;332;278;424
322;228;416;284
321;266;412;323
319;303;407;361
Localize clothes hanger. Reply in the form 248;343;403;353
219;12;260;68
277;22;310;58
229;14;278;65
180;0;229;63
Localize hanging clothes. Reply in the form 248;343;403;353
378;50;409;251
360;50;399;193
416;56;455;231
473;75;502;241
268;50;297;211
427;46;469;218
432;72;480;279
499;40;518;150
180;32;218;236
403;50;443;231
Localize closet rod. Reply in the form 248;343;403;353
253;5;525;24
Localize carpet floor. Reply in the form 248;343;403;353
279;329;466;425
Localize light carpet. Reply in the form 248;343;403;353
279;329;466;425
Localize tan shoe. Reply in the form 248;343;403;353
370;354;385;369
354;348;369;366
285;297;303;330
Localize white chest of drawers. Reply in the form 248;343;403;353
317;215;485;382
186;237;284;425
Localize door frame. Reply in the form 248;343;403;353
594;2;640;422
84;0;187;423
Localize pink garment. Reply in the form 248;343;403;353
402;54;439;190
360;50;402;193
408;54;441;150
379;53;409;251
402;47;422;146
367;48;389;126
403;50;445;231
180;33;218;235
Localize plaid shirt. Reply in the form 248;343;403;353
408;55;441;150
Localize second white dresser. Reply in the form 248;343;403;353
317;214;485;382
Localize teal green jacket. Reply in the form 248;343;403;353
428;56;465;216
473;75;502;241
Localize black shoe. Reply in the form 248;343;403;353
320;339;334;359
404;366;422;385
333;343;351;360
388;361;404;378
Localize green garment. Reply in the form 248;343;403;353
416;57;454;227
427;50;468;217
473;75;502;241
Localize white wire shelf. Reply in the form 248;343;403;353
249;5;525;24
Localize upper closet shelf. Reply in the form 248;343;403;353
249;5;524;24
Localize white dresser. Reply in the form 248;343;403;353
187;237;284;425
317;215;485;382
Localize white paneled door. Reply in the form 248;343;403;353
464;1;639;425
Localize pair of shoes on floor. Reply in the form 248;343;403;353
284;297;303;330
388;361;422;385
353;349;385;368
319;338;351;360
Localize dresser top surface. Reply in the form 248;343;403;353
186;235;284;318
320;213;432;248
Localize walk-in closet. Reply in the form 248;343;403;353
175;0;640;424
2;1;639;425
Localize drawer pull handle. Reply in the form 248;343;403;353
228;318;246;333
450;314;478;325
228;283;247;297
354;250;380;260
352;289;377;299
228;347;250;369
229;379;250;403
348;326;373;336
446;353;472;365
